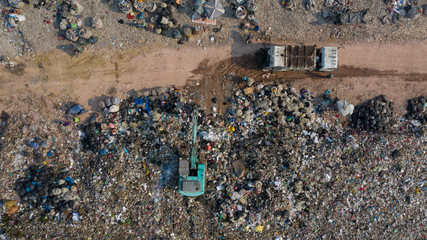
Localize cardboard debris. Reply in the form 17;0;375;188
243;87;254;95
232;159;245;178
4;200;19;215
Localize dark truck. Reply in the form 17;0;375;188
259;44;338;72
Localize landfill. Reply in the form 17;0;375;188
0;81;425;239
0;0;426;239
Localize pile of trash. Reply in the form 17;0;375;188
2;7;27;31
281;0;315;11
321;6;369;25
57;0;99;52
281;0;295;11
350;95;394;132
229;83;317;129
15;165;79;214
7;0;25;9
117;0;181;37
381;0;424;24
405;96;426;124
0;84;425;239
79;87;191;158
0;55;25;75
149;2;178;35
231;0;258;20
231;0;261;41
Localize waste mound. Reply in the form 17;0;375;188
405;96;426;124
15;165;79;214
350;95;394;132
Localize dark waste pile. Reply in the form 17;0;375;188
405;96;427;124
15;166;78;214
349;95;394;132
0;85;425;239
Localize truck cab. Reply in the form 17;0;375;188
317;47;338;71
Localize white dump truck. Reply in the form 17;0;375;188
259;45;338;72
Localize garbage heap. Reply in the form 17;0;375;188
229;84;318;129
203;84;322;232
57;0;99;47
7;0;25;9
150;2;179;35
350;95;394;132
201;89;425;238
15;166;79;214
79;87;190;156
118;0;180;36
0;87;425;239
72;87;213;238
405;96;426;124
232;0;259;20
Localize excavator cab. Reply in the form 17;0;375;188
178;108;205;197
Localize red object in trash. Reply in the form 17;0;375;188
57;35;65;41
360;187;366;191
206;143;212;151
127;13;135;19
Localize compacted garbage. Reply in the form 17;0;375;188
350;95;394;132
0;85;425;239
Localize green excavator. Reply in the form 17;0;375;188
178;108;205;197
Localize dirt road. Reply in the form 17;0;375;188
0;41;426;115
339;42;427;74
